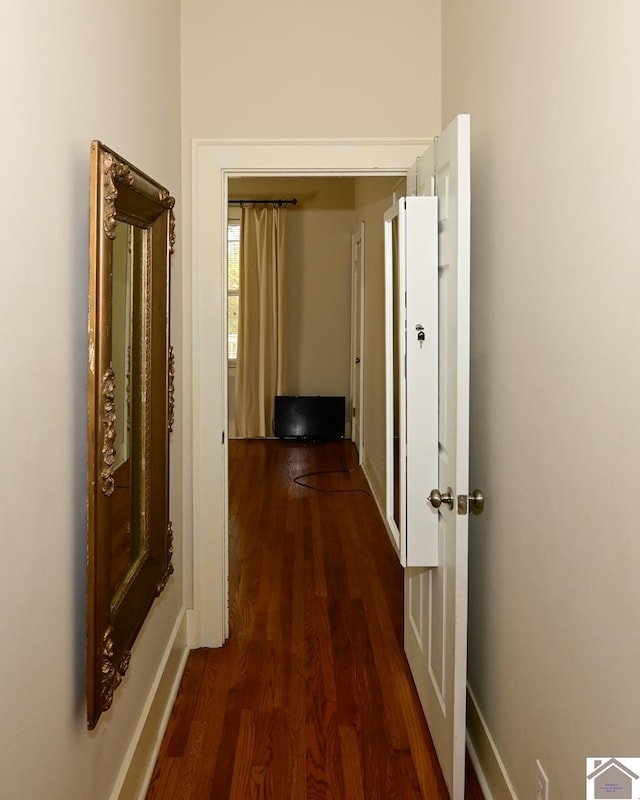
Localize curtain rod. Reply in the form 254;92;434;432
228;198;298;207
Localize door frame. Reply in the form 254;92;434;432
350;222;365;464
189;138;432;647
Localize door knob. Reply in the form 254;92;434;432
428;488;454;509
355;357;361;364
469;490;485;515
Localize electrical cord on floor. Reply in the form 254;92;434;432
292;468;371;495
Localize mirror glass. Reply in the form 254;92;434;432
110;222;134;598
109;221;151;609
111;222;131;471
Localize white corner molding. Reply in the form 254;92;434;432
190;138;432;648
466;684;520;800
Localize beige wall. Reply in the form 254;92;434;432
181;0;441;140
285;183;355;403
0;3;182;799
443;2;640;797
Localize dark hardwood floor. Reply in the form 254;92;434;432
146;439;483;799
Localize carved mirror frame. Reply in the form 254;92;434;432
87;141;175;729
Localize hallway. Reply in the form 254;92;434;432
146;440;483;799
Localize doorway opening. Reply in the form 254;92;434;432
223;174;408;623
190;138;430;648
226;176;363;444
225;175;398;446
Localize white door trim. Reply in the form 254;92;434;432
190;138;432;646
350;222;365;464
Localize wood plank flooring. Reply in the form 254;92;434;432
146;440;483;799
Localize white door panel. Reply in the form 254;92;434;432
404;114;471;800
405;199;439;566
384;197;439;567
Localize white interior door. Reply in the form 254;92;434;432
351;224;365;462
404;114;471;799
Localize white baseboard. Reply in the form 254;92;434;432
361;457;399;558
361;455;383;515
110;607;190;800
186;606;198;648
466;684;519;800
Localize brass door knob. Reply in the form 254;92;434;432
428;488;454;509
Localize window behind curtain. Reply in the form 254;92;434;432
227;219;240;361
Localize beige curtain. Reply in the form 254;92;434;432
234;205;287;437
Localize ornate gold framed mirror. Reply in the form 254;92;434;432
87;141;175;729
